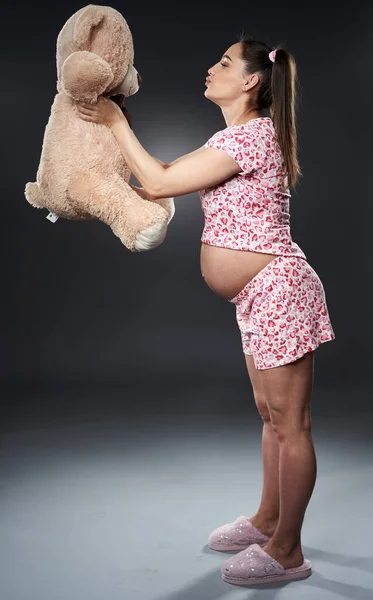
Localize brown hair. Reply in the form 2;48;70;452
237;32;303;190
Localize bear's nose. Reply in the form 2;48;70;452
137;73;142;87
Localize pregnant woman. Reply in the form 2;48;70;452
76;34;335;586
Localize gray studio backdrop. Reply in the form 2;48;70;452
2;0;371;408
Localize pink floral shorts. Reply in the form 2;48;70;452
228;255;335;370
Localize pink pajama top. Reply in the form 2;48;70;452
199;117;306;259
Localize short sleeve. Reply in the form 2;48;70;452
204;125;266;174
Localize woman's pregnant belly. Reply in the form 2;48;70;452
200;243;278;301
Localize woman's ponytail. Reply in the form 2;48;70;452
238;33;303;190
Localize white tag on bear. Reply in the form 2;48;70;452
46;212;59;223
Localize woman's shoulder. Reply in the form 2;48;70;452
212;117;274;139
228;117;273;130
204;118;276;163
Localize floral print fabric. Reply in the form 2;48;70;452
228;255;335;370
199;118;306;257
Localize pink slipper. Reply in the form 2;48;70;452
221;543;312;585
208;516;271;551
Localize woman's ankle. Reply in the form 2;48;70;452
252;510;279;520
249;513;279;532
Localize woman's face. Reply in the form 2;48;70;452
205;42;258;105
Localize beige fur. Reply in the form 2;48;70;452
24;4;175;251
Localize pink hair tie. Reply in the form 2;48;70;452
269;49;277;62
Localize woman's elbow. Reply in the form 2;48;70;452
146;187;164;200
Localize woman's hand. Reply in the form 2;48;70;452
75;95;127;129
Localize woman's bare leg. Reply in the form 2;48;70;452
245;354;280;536
255;351;316;569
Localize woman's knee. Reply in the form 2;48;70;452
254;393;272;422
269;406;312;440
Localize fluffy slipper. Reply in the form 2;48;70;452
221;543;312;585
208;516;270;551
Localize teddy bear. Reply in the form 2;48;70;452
24;4;175;251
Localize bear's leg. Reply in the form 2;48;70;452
67;171;170;251
128;184;175;225
24;181;45;209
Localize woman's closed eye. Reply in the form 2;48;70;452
220;62;227;67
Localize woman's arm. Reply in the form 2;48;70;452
76;98;240;197
75;99;240;197
133;149;205;196
167;146;205;166
148;146;205;168
110;120;240;198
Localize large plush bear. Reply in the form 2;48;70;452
24;4;175;251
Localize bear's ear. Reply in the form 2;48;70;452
62;51;114;103
74;5;107;49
